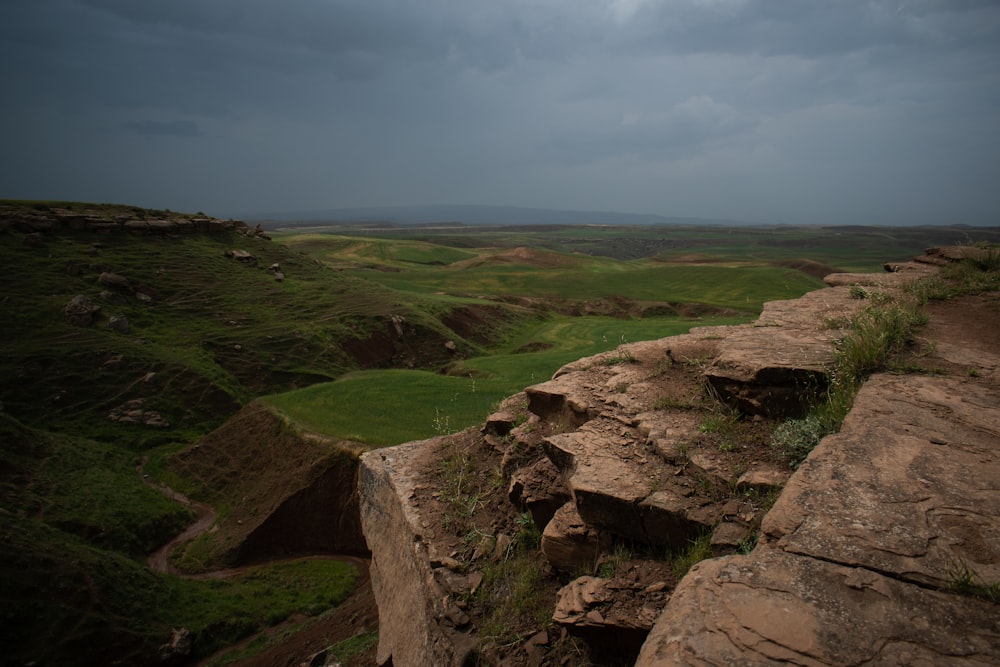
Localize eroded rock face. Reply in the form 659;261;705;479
168;402;366;564
636;549;1000;666
638;371;1000;666
762;374;1000;588
359;439;470;667
704;287;862;417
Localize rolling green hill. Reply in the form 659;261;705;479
7;199;979;665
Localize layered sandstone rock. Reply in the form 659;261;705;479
637;372;1000;666
359;247;999;666
359;439;475;667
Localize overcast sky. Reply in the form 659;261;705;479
2;1;998;225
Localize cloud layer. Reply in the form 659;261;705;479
2;0;998;224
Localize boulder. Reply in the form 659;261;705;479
225;249;256;263
64;294;100;326
108;315;130;334
507;457;570;530
541;502;605;572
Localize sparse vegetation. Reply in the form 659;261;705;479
947;559;1000;604
773;246;998;468
668;533;714;580
475;517;550;648
772;293;925;468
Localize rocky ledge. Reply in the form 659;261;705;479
359;247;1000;666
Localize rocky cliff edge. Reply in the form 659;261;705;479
359;247;1000;666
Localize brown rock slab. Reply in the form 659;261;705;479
636;549;1000;666
735;464;790;493
704;287;863;417
762;374;1000;589
541;502;606;572
544;422;720;548
507;457;570;530
554;575;662;661
359;438;470;667
525;377;598;430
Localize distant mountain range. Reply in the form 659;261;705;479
246;204;757;227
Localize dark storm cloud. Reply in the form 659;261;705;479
0;0;998;224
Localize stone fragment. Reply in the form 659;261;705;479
483;410;516;436
64;294;100;326
735;465;789;493
108;315;129;334
710;521;750;556
507;457;570;530
541;502;605;572
98;271;131;289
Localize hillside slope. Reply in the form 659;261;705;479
0;201;532;665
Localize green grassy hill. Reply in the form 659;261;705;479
0;201;534;664
8;200;975;664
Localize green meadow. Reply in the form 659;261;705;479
264;225;980;445
263;221;1000;445
263;313;756;446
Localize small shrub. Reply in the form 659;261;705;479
771;415;826;469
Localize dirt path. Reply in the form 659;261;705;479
145;482;216;574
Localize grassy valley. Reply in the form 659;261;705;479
2;199;996;665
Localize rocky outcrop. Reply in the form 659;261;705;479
637;372;1000;665
358;246;999;666
0;202;254;237
359;439;475;667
